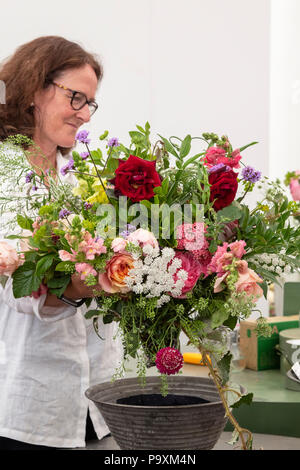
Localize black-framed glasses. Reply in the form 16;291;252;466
50;81;98;116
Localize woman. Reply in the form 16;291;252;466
0;36;122;449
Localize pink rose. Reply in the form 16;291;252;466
98;253;135;294
111;237;128;253
127;228;158;249
235;268;263;299
171;252;201;298
0;241;21;276
290;171;300;201
75;263;97;280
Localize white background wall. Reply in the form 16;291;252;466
0;0;271;177
2;0;298;318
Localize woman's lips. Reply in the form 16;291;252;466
67;123;78;129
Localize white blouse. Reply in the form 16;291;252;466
0;151;123;448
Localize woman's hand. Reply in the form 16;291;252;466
63;273;96;300
43;274;97;308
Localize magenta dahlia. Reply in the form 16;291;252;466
155;347;184;375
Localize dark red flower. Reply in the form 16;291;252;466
111;155;161;202
155;347;184;375
208;166;238;211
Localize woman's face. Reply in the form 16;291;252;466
33;64;98;151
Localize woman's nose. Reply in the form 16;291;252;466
75;104;91;123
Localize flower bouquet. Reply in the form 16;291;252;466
0;124;299;450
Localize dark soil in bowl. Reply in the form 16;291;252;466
116;394;210;406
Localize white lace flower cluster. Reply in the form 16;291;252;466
124;245;188;307
249;251;291;276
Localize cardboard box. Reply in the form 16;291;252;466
240;316;299;371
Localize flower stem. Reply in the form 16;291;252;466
199;347;253;450
85;144;112;204
180;326;252;450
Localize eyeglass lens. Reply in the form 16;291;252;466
71;92;97;115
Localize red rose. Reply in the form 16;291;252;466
111;155;161;202
208;166;238;211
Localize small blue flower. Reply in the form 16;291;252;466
108;137;120;148
59;209;71;219
80;152;89;160
76;130;90;144
25;170;34;183
241;166;261;183
60;158;75;176
120;224;136;238
207;163;231;175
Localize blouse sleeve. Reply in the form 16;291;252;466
0;277;77;322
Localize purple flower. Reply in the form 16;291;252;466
80;152;89;160
59;209;71;219
241;166;262;183
108;137;120;148
25;170;34;183
207;163;231;175
31;185;38;192
84;202;93;210
119;224;136;238
60;158;75;176
76;130;90;144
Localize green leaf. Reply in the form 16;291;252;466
48;276;70;297
180;135;192;158
103;313;115;324
35;254;55;277
157;135;179;158
231;392;254;409
12;262;42;298
6;234;29;240
182;152;205;169
136;125;145;133
216;201;243;222
238;141;258;153
217;352;232;386
223;315;238;330
46;275;70;288
85;309;100;319
211;309;230;329
17;214;33;231
90;149;103;164
260;280;268;299
55;261;75;272
0;275;8;288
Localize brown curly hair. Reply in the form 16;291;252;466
0;36;103;155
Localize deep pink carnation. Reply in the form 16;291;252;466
155;347;184;375
176;223;212;276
